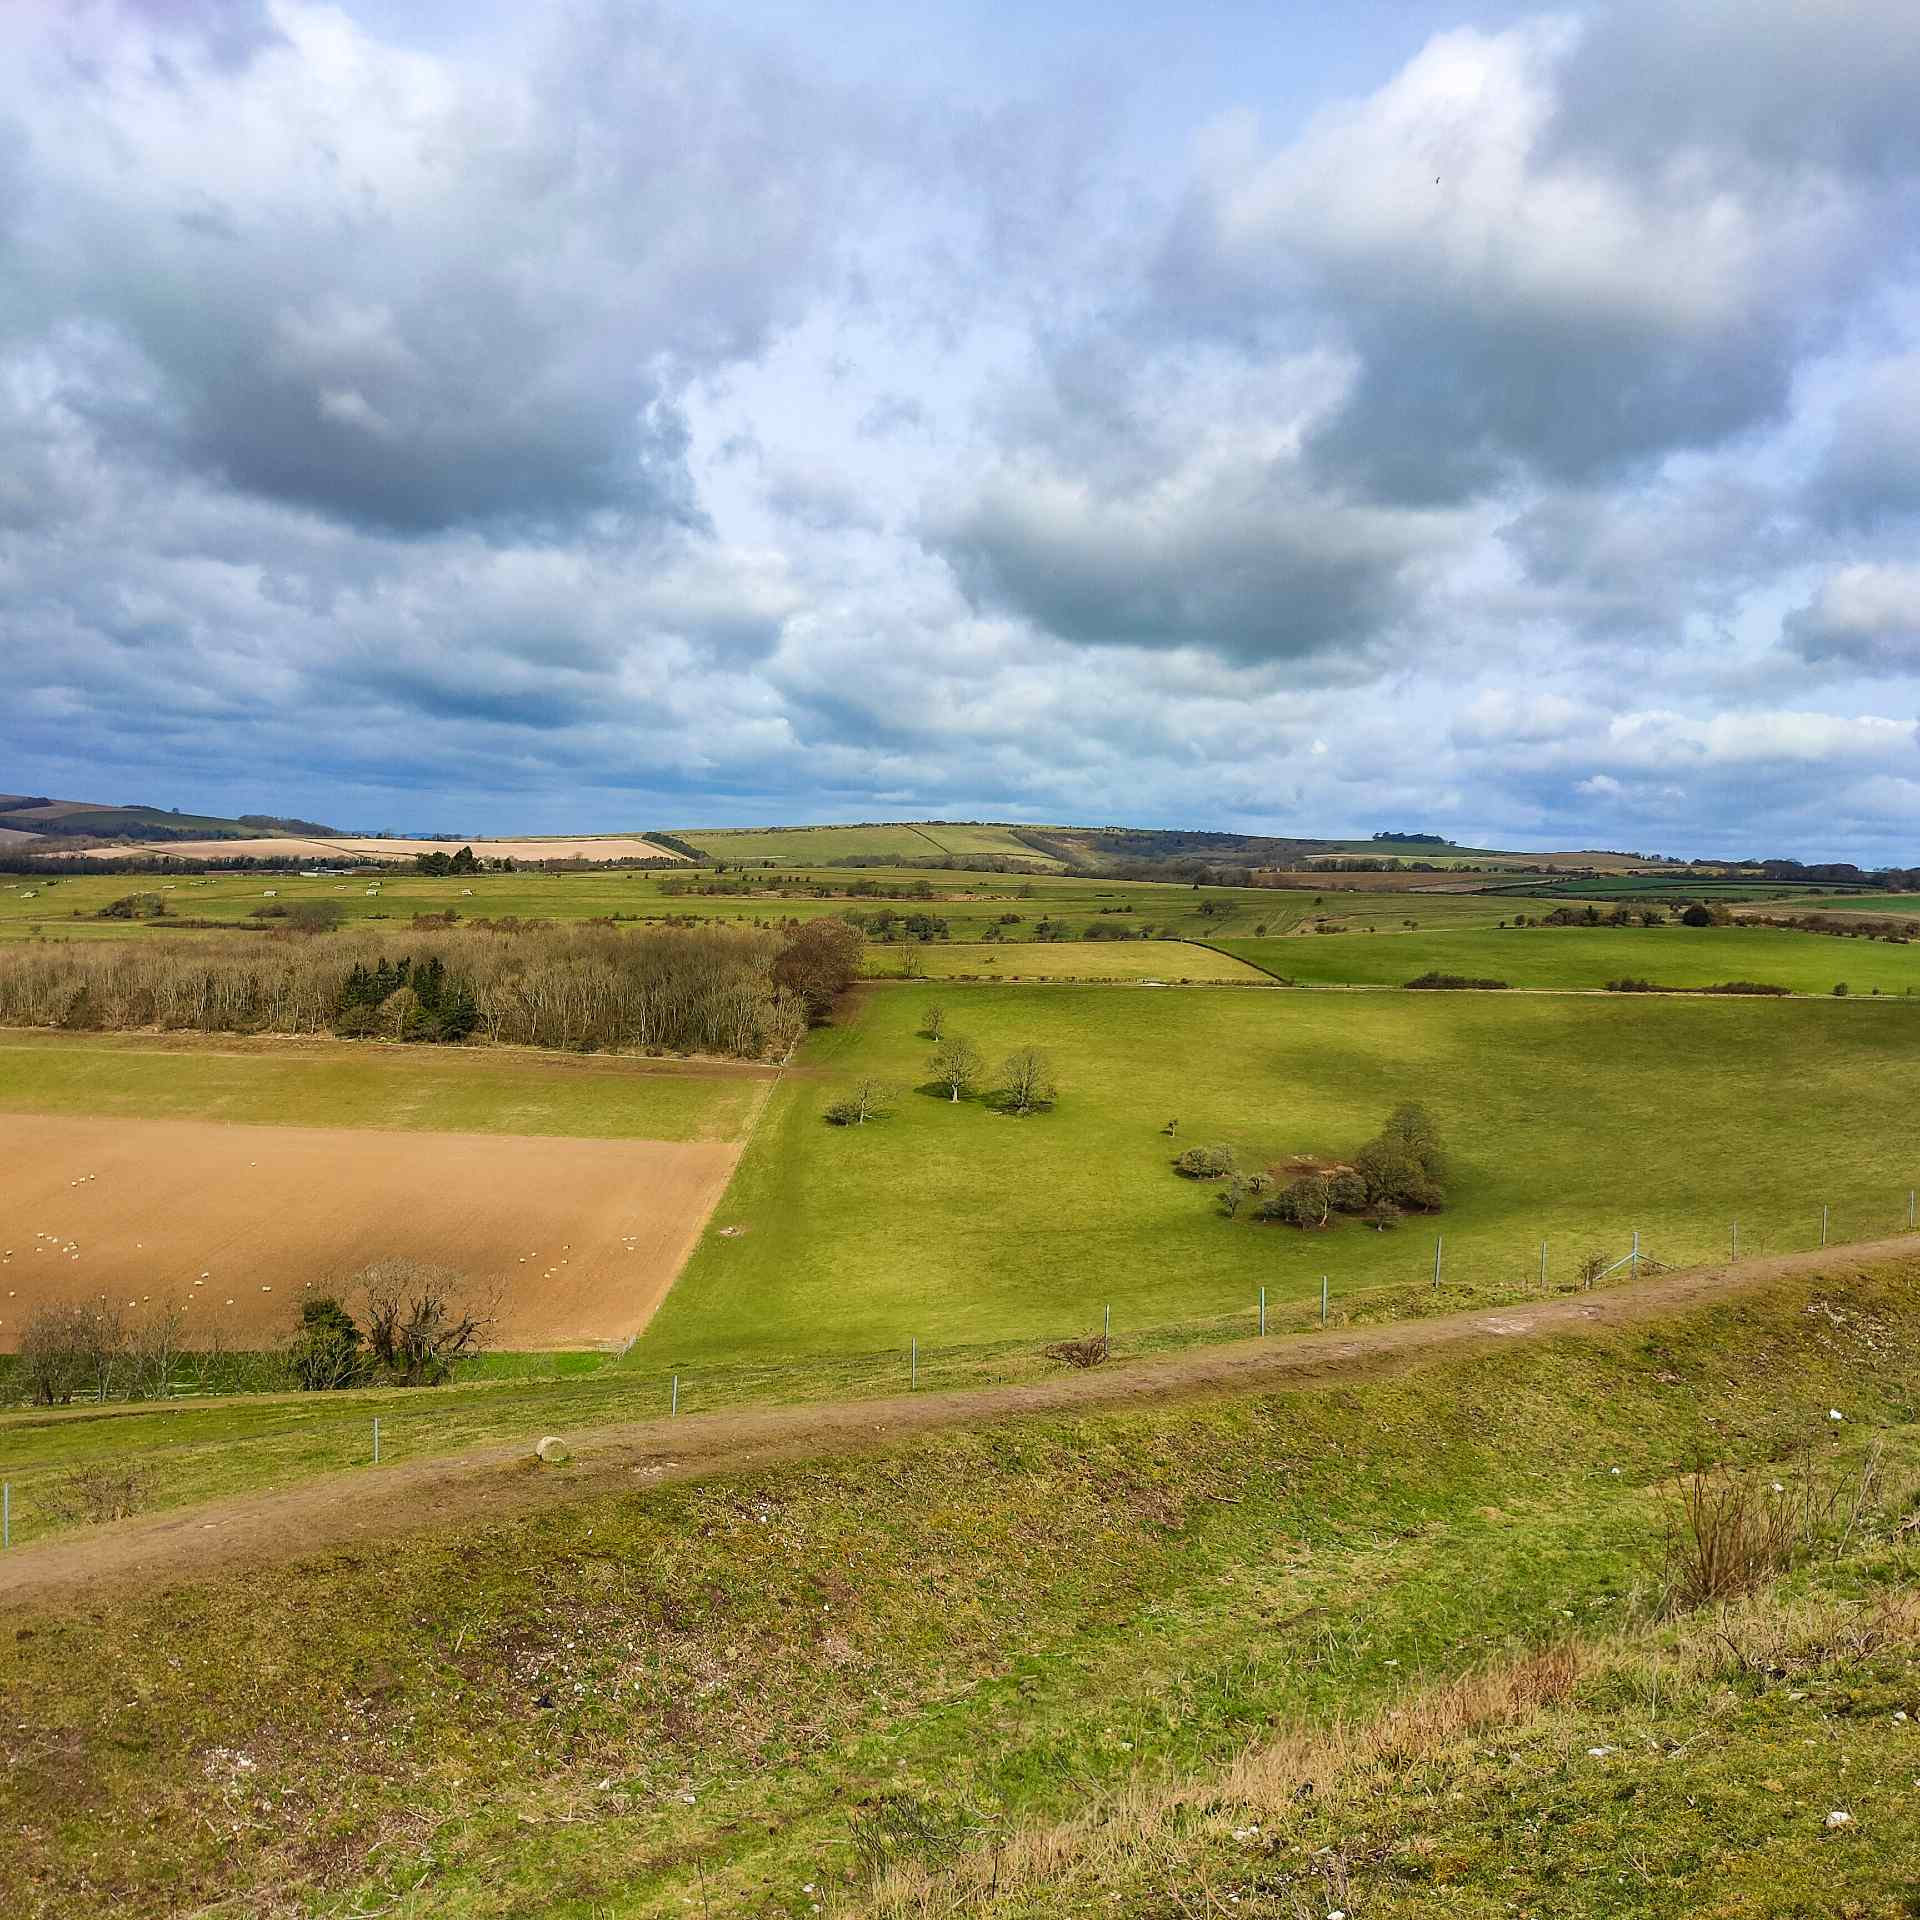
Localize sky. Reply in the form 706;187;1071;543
2;1;1918;858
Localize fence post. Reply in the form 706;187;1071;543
1821;1203;1829;1248
1909;1189;1916;1231
1259;1286;1267;1337
1433;1236;1443;1289
372;1416;380;1465
1630;1230;1640;1280
1104;1303;1111;1342
1731;1219;1739;1262
671;1374;679;1417
1539;1241;1547;1291
910;1338;917;1391
1320;1274;1328;1327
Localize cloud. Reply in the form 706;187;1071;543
1159;8;1916;502
923;341;1475;664
1812;354;1920;530
1784;565;1920;673
2;0;1919;862
0;1;865;534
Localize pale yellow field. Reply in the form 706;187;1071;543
72;835;688;864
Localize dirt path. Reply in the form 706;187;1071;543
3;1236;1912;1613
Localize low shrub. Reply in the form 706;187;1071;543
1405;971;1509;990
1043;1333;1111;1369
1173;1144;1237;1179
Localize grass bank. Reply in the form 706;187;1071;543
4;1255;1917;1917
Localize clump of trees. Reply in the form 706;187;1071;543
1250;1104;1449;1231
1405;971;1508;990
291;1262;491;1389
19;1298;198;1405
414;845;481;875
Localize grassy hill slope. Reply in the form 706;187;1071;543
4;1253;1916;1917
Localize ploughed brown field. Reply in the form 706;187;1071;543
0;1113;737;1351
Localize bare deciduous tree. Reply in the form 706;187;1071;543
929;1033;983;1102
358;1258;492;1386
994;1045;1057;1116
921;1002;946;1039
826;1075;890;1125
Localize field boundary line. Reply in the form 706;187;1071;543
5;1234;1914;1610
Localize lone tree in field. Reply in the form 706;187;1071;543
994;1045;1057;1116
825;1075;890;1125
929;1032;983;1102
922;1003;947;1039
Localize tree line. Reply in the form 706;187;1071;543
0;919;863;1058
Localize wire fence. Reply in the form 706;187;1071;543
4;1192;1916;1551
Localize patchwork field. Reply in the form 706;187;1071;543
0;1112;738;1350
640;983;1920;1365
1216;923;1920;994
0;863;1546;945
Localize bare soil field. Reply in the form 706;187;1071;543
0;1112;736;1352
71;834;687;863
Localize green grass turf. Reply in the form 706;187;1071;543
5;1261;1916;1917
0;1031;764;1141
855;940;1273;982
1215;923;1920;994
637;984;1920;1366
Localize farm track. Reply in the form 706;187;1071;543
3;1235;1911;1613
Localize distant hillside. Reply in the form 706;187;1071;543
0;796;339;845
666;820;1625;875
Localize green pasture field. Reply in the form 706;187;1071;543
1215;922;1920;994
6;1261;1918;1917
855;939;1273;982
1752;891;1920;915
1513;872;1886;902
1;864;1526;945
0;1030;764;1141
679;821;1063;865
639;983;1920;1366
